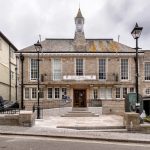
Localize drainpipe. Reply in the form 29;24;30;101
15;56;18;102
20;53;24;109
9;45;11;101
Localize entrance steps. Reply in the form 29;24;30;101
61;108;99;117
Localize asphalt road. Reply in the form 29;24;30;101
0;135;150;150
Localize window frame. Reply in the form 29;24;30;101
144;62;150;81
54;87;60;99
53;58;62;80
24;87;30;99
30;59;38;81
31;87;37;99
98;59;106;80
120;59;129;81
116;88;121;99
47;87;53;99
75;58;84;76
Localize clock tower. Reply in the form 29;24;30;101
74;8;86;51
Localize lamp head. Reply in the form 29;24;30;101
131;23;143;39
34;40;42;52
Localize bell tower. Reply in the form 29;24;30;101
75;8;84;32
73;8;87;51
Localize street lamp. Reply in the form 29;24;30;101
131;23;143;113
34;40;42;119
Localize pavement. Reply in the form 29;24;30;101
0;107;150;144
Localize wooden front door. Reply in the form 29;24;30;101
73;89;86;107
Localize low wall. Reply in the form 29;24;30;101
24;100;72;110
140;124;150;134
0;114;19;126
102;100;125;115
0;111;36;127
123;112;140;131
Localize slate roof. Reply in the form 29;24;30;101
20;38;135;53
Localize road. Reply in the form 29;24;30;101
0;135;150;150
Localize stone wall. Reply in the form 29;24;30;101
102;100;125;115
0;111;35;127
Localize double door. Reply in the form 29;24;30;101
73;89;86;107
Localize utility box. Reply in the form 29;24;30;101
125;93;143;114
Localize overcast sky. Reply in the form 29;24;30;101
0;0;150;50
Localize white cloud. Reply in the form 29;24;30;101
0;0;149;50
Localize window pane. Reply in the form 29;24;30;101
55;88;60;99
53;59;61;80
62;88;67;99
100;88;105;99
93;89;98;99
123;87;127;98
48;88;53;99
32;88;37;99
76;58;83;76
31;59;38;80
121;59;128;80
25;88;29;99
145;62;150;80
130;87;134;93
146;88;150;95
116;88;120;98
39;88;44;99
99;59;106;80
106;88;112;99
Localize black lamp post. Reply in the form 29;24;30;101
34;41;42;119
131;23;143;113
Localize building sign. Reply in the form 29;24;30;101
63;75;96;80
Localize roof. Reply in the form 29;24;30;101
0;31;18;51
20;38;135;53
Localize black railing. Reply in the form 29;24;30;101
0;108;20;114
88;99;102;107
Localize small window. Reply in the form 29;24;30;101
116;88;121;99
145;62;150;80
93;89;98;99
31;59;38;80
55;88;60;99
145;88;150;95
99;59;106;80
130;87;134;93
121;59;128;80
123;87;127;98
76;58;83;76
39;88;44;99
62;88;67;99
100;88;112;99
32;88;37;99
25;88;30;99
48;88;53;99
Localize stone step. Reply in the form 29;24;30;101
61;111;99;117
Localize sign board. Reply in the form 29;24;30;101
63;75;96;80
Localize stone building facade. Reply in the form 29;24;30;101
19;9;150;113
0;31;18;101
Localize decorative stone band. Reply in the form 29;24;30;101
16;52;144;57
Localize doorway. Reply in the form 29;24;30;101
73;89;86;107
